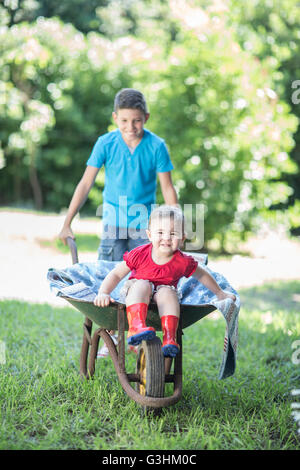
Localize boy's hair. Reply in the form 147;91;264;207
148;205;185;236
114;88;148;115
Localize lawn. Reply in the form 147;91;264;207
0;280;299;450
38;233;101;253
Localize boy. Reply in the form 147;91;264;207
58;88;178;355
59;88;177;257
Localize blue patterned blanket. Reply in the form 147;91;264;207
47;259;240;379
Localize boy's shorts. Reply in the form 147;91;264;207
98;225;148;261
119;278;182;303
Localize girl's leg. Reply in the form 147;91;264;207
125;279;152;306
154;287;180;357
125;280;156;346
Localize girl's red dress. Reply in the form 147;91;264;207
123;243;198;288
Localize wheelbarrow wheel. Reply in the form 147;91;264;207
135;336;165;414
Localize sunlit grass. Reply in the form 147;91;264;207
0;281;299;450
39;234;100;253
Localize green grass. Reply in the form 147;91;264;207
0;280;299;450
39;234;101;253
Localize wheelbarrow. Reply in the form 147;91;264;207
63;237;218;412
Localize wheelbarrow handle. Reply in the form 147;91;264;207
66;236;79;264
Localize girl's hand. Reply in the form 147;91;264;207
216;290;236;302
94;292;115;307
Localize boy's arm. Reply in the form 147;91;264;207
94;261;131;307
58;166;100;244
158;172;178;205
192;265;236;301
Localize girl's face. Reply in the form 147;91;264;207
146;216;185;257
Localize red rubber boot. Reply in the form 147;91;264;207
161;315;180;357
126;303;156;346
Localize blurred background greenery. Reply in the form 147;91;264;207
0;0;299;251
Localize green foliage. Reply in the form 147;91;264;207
140;11;297;244
1;0;108;33
0;1;299;245
228;0;300;232
0;18;131;210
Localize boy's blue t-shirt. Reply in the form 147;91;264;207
86;128;173;228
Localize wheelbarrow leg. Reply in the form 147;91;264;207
79;305;125;379
66;236;95;379
79;317;93;379
173;321;183;396
87;328;102;377
117;304;126;374
85;323;122;379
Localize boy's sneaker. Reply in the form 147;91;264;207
97;334;118;358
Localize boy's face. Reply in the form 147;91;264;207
112;108;149;144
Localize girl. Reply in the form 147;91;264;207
94;205;236;357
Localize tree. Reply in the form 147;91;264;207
0;1;298;248
0;18;130;209
0;0;108;33
227;0;300;233
139;1;297;248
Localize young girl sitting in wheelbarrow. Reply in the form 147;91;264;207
94;205;236;357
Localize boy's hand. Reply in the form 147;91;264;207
59;226;75;245
216;290;236;302
94;292;115;307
